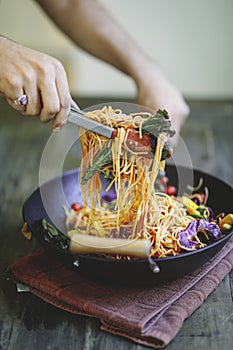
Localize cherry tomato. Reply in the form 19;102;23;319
111;128;118;139
165;185;177;196
126;127;152;153
71;203;83;211
166;148;173;159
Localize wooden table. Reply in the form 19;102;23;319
0;97;232;350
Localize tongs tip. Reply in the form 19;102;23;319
68;107;115;139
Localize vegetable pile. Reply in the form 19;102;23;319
156;174;233;251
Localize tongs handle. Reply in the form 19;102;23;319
68;107;115;139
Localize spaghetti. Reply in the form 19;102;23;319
65;106;227;258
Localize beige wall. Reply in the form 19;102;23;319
0;0;232;99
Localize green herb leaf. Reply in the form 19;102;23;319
141;109;175;138
41;219;70;250
81;147;113;185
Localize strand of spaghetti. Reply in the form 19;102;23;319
149;133;167;196
115;128;125;231
67;107;194;258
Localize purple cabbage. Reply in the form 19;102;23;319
178;220;200;250
206;207;214;221
178;219;222;251
102;191;117;203
198;219;222;240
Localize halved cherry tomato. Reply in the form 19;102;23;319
165;185;177;196
126;127;152;154
166;149;173;159
71;203;83;211
110;128;118;139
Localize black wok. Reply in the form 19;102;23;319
22;165;233;285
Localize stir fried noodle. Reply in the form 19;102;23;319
65;106;203;258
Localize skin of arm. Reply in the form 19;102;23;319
0;0;189;139
36;0;189;142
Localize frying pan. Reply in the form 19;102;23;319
22;165;233;285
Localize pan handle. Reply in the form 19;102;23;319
69;233;151;259
148;257;160;273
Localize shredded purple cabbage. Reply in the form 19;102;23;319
207;207;214;220
198;219;222;240
102;192;117;202
178;220;200;250
178;219;222;251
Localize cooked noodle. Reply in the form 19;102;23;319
65;106;198;258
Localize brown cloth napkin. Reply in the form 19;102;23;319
7;237;233;349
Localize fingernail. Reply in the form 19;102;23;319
52;126;61;133
52;121;66;132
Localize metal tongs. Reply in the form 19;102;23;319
68;106;116;139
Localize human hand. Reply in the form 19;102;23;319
0;37;73;130
135;62;190;146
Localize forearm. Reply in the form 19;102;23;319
35;0;152;82
35;0;189;141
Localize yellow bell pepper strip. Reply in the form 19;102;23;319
181;196;202;217
219;213;233;231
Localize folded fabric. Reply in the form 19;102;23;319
7;236;233;349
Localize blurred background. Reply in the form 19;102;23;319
0;0;232;100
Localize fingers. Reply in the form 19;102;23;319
17;58;71;130
3;75;27;112
51;61;71;130
3;65;71;127
0;39;72;129
25;64;71;130
5;95;27;113
23;68;42;116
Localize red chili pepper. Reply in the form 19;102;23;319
165;185;177;196
71;203;83;211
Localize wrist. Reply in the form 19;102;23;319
127;55;166;88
